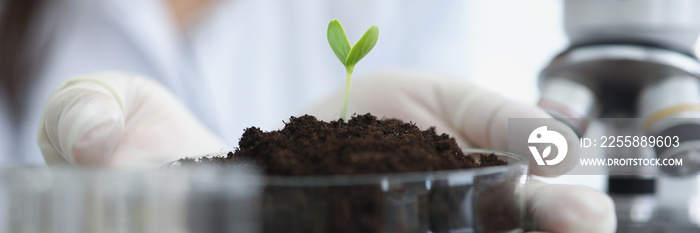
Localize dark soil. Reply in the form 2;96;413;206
179;113;517;233
181;113;505;173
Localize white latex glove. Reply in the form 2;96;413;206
38;72;226;167
307;70;616;233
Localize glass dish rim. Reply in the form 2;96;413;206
0;149;529;187
164;148;529;186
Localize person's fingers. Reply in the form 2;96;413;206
38;72;226;167
307;70;579;175
487;101;580;176
39;78;126;165
525;180;616;233
308;70;511;147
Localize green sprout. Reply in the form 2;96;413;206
327;19;379;121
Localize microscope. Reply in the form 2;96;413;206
538;1;700;232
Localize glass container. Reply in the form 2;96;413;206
0;149;527;233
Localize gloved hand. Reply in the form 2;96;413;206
307;70;616;233
37;72;226;167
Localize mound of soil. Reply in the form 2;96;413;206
181;113;505;173
179;113;517;233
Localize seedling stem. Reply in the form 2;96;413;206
340;66;354;120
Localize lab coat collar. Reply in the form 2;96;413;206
101;0;184;84
99;0;222;133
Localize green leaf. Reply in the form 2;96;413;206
345;25;379;67
327;19;352;66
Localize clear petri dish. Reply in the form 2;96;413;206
0;149;528;233
250;148;528;233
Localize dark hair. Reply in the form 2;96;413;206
0;0;45;118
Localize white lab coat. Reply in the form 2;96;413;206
0;95;10;165
5;0;568;166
